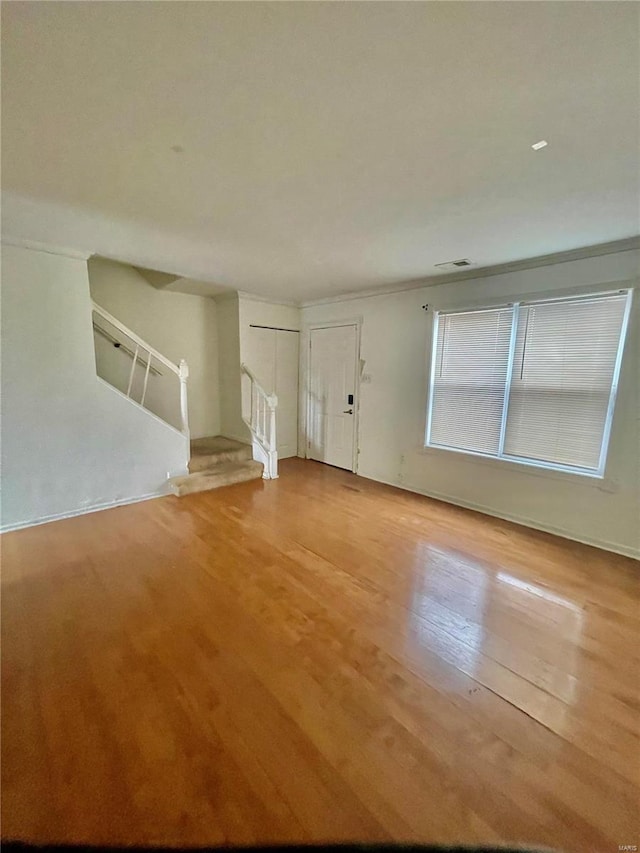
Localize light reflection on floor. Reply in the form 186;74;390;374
406;543;585;730
407;544;488;671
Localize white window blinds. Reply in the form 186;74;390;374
426;290;631;476
429;307;514;455
503;294;629;470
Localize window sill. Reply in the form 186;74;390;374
417;444;619;492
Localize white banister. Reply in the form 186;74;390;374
179;359;190;437
141;351;152;406
92;300;190;438
268;403;277;459
241;363;278;479
126;343;140;397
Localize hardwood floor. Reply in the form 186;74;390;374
2;458;639;851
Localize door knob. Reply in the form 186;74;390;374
343;409;353;414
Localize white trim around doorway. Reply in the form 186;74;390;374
301;317;363;473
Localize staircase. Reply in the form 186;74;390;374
241;363;278;479
169;436;264;496
90;300;278;499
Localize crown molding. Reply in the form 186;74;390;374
3;232;637;308
1;235;91;261
299;236;640;308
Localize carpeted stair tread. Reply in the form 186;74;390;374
189;436;252;472
170;459;263;496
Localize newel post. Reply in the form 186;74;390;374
268;395;278;452
179;359;190;437
268;394;278;479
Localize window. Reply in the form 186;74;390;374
426;289;632;476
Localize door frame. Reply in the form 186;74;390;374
301;317;362;473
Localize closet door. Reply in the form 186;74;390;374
245;326;299;460
275;330;299;459
245;326;276;392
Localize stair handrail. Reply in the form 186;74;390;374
91;300;190;437
93;320;164;376
241;363;278;479
92;301;180;375
240;363;276;405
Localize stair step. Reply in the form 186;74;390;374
170;460;264;497
189;436;252;472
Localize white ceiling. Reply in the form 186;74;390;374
2;1;639;301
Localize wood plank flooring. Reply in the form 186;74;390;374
2;458;639;851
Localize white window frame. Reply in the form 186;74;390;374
424;288;633;479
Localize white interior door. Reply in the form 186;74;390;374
308;324;358;470
245;326;299;459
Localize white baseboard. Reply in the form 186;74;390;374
4;467;637;561
358;471;640;561
0;490;166;534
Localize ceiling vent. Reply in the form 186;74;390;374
434;258;474;270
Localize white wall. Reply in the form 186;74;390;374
0;244;189;532
216;294;249;443
89;258;220;439
301;249;640;557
